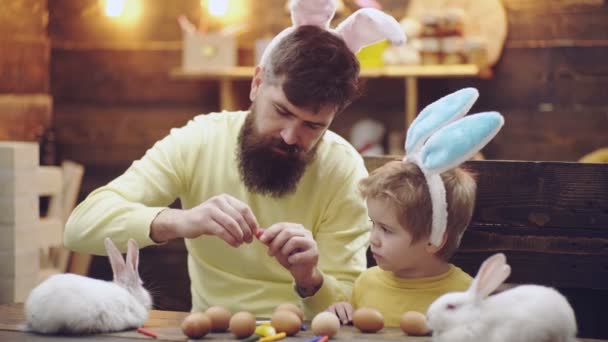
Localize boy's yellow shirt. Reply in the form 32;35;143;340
352;265;472;327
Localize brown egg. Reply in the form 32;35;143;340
353;307;384;333
311;311;340;337
274;302;304;321
205;306;232;332
181;312;212;338
229;311;256;338
271;310;302;336
400;311;430;336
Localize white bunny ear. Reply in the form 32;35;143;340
126;239;140;273
335;8;405;54
405;88;479;156
104;237;126;278
469;253;511;299
418;111;504;175
290;0;337;29
259;0;337;67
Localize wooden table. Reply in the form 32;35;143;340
170;65;484;130
1;304;605;342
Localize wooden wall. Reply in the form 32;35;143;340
48;0;608;196
0;0;52;163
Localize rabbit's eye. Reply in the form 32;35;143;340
446;304;456;310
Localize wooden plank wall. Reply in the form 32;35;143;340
0;0;52;163
49;0;608;195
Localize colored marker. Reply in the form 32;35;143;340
136;327;158;338
305;336;323;342
258;331;287;342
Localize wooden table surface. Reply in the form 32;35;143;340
1;304;605;342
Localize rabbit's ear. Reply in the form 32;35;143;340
126;239;140;273
418;112;504;175
105;237;126;278
406;88;479;156
470;253;511;299
290;0;337;28
335;8;405;54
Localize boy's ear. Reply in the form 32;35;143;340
425;231;448;254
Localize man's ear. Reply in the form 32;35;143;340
250;66;264;101
426;231;448;254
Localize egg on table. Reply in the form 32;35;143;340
274;303;304;321
205;306;232;332
353;307;384;333
400;311;430;336
311;311;340;337
229;311;257;338
271;310;302;336
181;312;212;338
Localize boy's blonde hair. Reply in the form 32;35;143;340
359;160;477;260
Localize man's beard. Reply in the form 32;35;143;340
236;106;319;198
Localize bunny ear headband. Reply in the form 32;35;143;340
259;0;405;67
404;88;505;246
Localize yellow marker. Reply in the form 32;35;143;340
255;325;276;337
258;332;287;342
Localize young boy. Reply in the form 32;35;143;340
327;160;477;327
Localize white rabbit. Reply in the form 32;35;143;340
426;253;577;342
25;238;152;334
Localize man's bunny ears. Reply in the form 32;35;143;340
259;0;405;67
404;88;504;246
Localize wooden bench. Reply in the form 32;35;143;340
87;157;608;338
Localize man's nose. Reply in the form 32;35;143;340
280;125;299;146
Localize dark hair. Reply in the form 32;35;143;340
264;25;361;113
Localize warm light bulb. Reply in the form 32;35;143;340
208;0;229;17
104;0;125;17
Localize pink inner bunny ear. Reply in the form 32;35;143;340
335;8;405;54
126;239;140;272
290;0;337;29
471;253;510;299
104;237;126;277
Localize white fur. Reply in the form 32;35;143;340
427;254;577;342
25;238;152;334
259;0;405;67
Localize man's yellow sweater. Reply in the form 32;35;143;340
64;111;370;318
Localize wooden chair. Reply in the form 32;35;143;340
0;142;84;303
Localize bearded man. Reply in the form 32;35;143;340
65;19;398;317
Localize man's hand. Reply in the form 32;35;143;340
150;194;259;247
327;302;353;325
259;223;322;294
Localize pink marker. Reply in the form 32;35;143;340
255;229;265;239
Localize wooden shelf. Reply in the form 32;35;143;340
170;64;481;79
169;65;486;128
